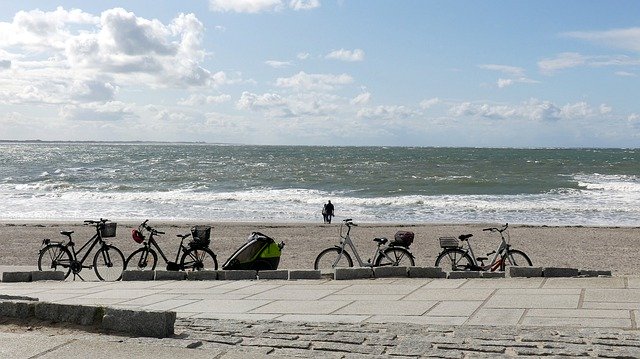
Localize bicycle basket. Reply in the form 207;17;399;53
391;231;414;247
189;225;211;249
100;222;117;238
439;236;459;248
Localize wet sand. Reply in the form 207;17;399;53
1;221;638;275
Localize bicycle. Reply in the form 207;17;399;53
38;219;125;281
434;223;532;271
124;220;218;272
314;219;416;271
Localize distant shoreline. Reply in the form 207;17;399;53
0;140;638;150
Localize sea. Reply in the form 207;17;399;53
0;142;638;226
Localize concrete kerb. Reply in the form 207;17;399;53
408;266;446;278
334;267;374;280
1;271;32;282
373;266;408;278
288;269;322;280
543;267;580;277
0;300;175;338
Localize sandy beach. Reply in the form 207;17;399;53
1;220;638;275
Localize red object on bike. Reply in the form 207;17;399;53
131;229;144;243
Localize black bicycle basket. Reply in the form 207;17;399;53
100;222;117;238
189;225;211;249
391;231;414;247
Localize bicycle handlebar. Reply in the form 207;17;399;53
139;220;164;235
84;218;109;226
483;223;509;233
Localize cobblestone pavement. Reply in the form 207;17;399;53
156;318;640;358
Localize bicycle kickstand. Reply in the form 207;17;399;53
72;272;85;281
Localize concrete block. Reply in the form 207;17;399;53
0;301;35;318
508;266;543;278
34;302;102;326
102;307;175;338
0;294;38;302
258;270;289;280
447;271;481;279
543;267;580;277
334;268;374;280
31;271;65;281
121;270;155;281
579;269;612;277
373;266;408;278
154;270;187;281
407;267;446;278
288;270;322;280
187;270;218;280
2;271;31;282
481;271;506;278
219;270;257;280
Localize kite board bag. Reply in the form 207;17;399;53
222;232;285;270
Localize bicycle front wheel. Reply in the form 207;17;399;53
93;245;125;281
314;247;353;271
501;249;532;270
374;247;415;267
435;248;474;271
38;244;72;279
180;248;218;271
125;247;158;271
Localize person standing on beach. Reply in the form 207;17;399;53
323;200;335;224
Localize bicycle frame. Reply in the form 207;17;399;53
145;233;189;265
331;221;397;268
458;224;512;271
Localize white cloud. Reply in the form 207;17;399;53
357;105;417;121
297;52;310;60
326;48;365;62
60;101;135;122
237;91;286;110
265;60;292;68
209;0;320;13
538;52;587;74
478;64;525;77
420;97;441;109
445;98;614;123
178;93;231;106
564;27;640;52
350;92;371;106
209;0;284;13
275;71;353;91
538;52;640;74
289;0;321;10
615;71;637;77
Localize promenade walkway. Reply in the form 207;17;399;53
2;272;640;357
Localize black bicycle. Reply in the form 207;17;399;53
124;220;218;272
38;219;125;281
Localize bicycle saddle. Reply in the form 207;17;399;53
373;237;388;244
60;231;74;236
458;234;473;241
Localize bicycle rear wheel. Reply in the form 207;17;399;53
435;248;474;271
374;247;415;267
38;244;72;279
314;247;353;271
180;248;218;271
93;245;125;281
124;247;158;271
501;249;532;270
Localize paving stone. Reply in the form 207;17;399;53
579;269;612;277
508;266;543;277
334;268;374;280
312;341;385;355
30;271;65;281
0;301;34;318
372;266;408;278
1;271;31;282
187;270;218;280
155;270;187;281
543;267;580;277
219;270;257;280
102;307;176;338
257;270;289;280
33;302;101;326
407;266;446;278
480;271;505;278
447;271;481;279
241;337;311;349
122;270;155;281
288;270;322;280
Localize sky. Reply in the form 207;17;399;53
0;1;639;147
